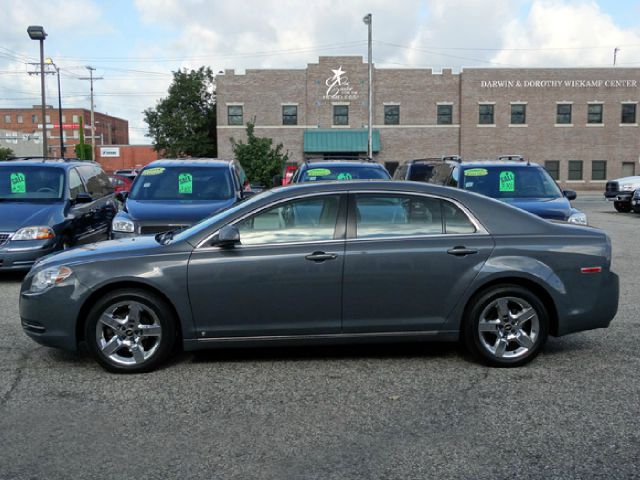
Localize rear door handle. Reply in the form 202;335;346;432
447;246;478;256
305;251;338;262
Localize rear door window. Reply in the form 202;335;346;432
68;168;86;200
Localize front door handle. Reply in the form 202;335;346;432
305;251;338;262
447;246;478;256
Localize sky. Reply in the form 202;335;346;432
1;0;639;144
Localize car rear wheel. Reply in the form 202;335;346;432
463;285;549;367
85;289;176;373
614;201;631;213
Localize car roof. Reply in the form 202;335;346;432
143;158;234;168
301;160;385;168
461;160;541;168
1;157;101;169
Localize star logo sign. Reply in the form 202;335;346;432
330;66;347;86
325;65;350;98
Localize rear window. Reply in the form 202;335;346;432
408;164;435;182
300;165;390;182
461;166;562;199
129;166;234;201
0;166;65;201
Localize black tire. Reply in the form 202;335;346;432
632;206;640;214
614;201;632;213
463;285;549;367
84;289;177;373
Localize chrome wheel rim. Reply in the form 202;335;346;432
95;300;162;366
477;296;540;360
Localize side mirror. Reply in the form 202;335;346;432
272;175;283;187
116;191;128;202
216;225;240;247
563;190;577;201
74;192;93;204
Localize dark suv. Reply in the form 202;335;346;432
393;156;462;182
405;158;587;225
289;158;391;183
0;158;116;270
111;159;249;238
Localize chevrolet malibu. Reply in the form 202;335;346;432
20;181;618;373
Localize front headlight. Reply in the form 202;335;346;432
621;183;640;191
30;266;73;293
112;218;135;233
568;212;588;225
633;190;640;199
13;226;55;241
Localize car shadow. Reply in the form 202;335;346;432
0;271;27;284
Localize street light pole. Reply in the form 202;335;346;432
363;13;373;159
27;25;48;157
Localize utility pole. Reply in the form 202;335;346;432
614;47;620;66
79;66;102;160
363;13;373;159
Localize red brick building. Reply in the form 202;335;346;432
95;145;159;173
0;106;129;158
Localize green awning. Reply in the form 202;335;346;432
303;129;380;153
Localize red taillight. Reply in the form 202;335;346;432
581;267;602;274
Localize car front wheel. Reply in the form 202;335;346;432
463;285;549;367
85;289;177;373
614;201;631;213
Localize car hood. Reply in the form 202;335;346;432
34;235;176;269
501;197;572;221
612;176;640;186
0;201;62;232
124;198;236;223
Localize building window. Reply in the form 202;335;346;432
568;160;583;180
282;105;297;125
3;114;10;123
478;104;494;124
62;115;66;123
510;104;526;124
384;105;400;125
556;104;572;124
588;104;603;124
227;105;243;125
45;114;50;124
17;115;23;124
622;162;635;177
621;104;636;124
31;114;38;123
591;160;606;181
333;105;348;125
545;160;560;180
437;105;453;125
73;130;79;139
72;114;79;123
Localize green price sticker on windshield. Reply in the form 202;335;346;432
464;168;488;177
10;172;26;194
306;168;331;177
337;172;353;180
499;171;515;192
178;173;193;194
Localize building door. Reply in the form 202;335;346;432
622;162;635;177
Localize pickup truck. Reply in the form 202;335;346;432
604;176;640;212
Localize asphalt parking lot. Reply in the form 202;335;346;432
0;193;638;480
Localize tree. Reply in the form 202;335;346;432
231;121;288;187
74;116;92;160
0;147;14;160
144;67;217;158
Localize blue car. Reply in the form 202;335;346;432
289;158;391;183
111;159;250;238
418;159;587;225
0;158;116;270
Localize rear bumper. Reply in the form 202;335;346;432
556;271;619;336
0;241;57;271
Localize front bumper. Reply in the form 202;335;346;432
0;240;58;271
20;278;89;351
604;192;633;202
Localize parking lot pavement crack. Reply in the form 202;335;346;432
0;346;42;409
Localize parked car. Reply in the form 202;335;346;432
604;176;640;212
393;156;462;182
20;180;618;373
0;158;116;270
631;189;640;213
113;168;140;181
107;174;133;194
111;159;249;238
289;158;391;183
416;159;587;224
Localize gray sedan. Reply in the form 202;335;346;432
20;181;619;373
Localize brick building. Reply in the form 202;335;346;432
217;56;640;188
95;144;159;173
0;106;129;158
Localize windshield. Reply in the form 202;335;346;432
408;164;435;182
129;166;234;201
0;166;65;201
461;166;563;199
300;165;390;182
